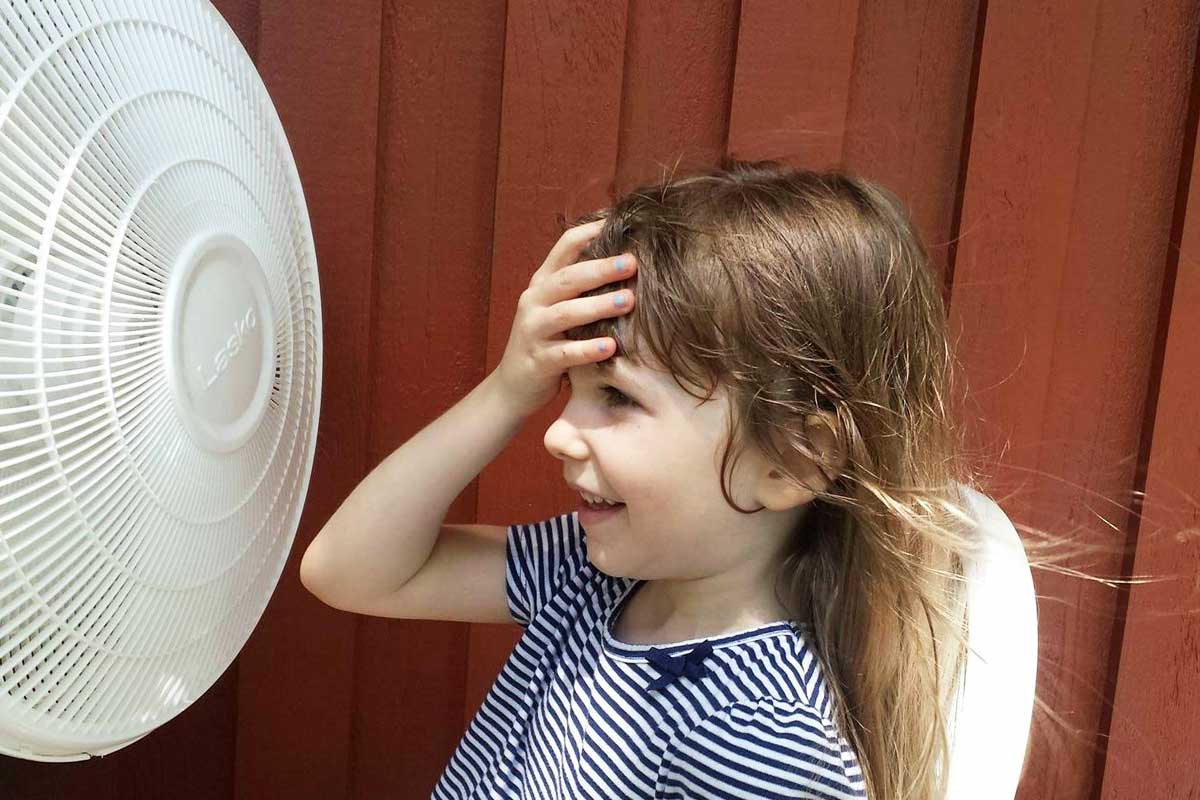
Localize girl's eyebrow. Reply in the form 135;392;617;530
602;360;652;394
574;359;648;393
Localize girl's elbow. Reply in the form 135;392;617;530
298;533;333;596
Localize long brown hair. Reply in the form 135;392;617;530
560;158;1022;799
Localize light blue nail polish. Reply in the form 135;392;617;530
614;256;627;272
614;293;626;307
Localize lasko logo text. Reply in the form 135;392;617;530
196;307;256;390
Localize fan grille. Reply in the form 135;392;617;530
0;0;322;759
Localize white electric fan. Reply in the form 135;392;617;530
0;0;322;761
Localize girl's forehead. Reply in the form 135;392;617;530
569;358;630;384
573;356;717;402
572;356;660;384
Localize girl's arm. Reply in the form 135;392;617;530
298;370;528;622
300;219;635;622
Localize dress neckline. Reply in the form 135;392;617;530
601;578;801;662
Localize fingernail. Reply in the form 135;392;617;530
614;255;629;272
614;293;626;307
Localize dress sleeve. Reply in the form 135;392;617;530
505;510;586;627
657;699;867;799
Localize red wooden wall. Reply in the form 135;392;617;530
2;1;1198;798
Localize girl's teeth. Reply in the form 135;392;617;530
583;494;622;507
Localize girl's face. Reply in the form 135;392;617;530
545;356;801;583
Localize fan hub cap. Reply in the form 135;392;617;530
165;232;276;453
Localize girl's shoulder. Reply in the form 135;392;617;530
715;621;831;703
660;693;866;798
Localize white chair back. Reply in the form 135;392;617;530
944;484;1039;799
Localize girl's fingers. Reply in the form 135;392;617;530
535;288;634;339
587;338;614;362
542;337;615;372
530;219;606;285
537;252;636;306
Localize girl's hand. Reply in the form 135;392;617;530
492;219;637;418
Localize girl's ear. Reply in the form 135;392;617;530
754;413;846;512
803;411;847;480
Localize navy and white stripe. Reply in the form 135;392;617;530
433;511;867;799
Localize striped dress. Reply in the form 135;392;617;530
432;511;867;799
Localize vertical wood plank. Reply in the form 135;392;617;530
350;1;508;797
728;0;860;167
612;0;741;190
1099;42;1200;797
234;1;383;798
839;0;982;284
729;0;983;276
948;3;1199;797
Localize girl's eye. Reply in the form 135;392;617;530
600;385;635;407
561;376;636;408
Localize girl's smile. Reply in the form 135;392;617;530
575;498;626;526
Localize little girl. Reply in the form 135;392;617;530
302;159;981;799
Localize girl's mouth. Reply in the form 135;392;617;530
578;498;626;525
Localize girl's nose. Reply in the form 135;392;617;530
543;414;587;463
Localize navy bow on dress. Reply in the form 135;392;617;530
645;641;715;691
